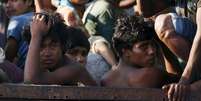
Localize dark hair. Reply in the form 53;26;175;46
112;15;156;57
23;12;89;54
64;27;90;54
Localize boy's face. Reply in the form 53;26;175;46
5;0;31;17
65;47;88;66
40;38;63;70
125;40;156;67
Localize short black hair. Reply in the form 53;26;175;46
64;27;90;54
112;15;155;57
23;12;89;54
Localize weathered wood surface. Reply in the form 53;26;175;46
0;83;168;101
0;83;200;101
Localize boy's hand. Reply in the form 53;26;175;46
31;13;51;38
162;83;190;101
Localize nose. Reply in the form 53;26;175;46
147;45;156;55
42;48;52;57
76;54;85;65
6;1;11;8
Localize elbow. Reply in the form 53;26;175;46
24;76;43;84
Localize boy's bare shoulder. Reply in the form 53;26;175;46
101;69;119;86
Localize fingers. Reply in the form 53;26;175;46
33;13;47;22
168;84;175;101
173;84;179;101
47;17;52;29
163;84;170;95
178;85;182;101
163;83;190;101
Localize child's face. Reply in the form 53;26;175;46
125;40;157;67
65;47;88;66
5;0;31;17
40;38;63;70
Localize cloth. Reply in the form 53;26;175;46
0;33;5;48
86;52;110;85
169;13;196;69
169;13;196;42
82;0;123;43
0;60;23;83
86;36;111;85
7;12;33;69
51;0;74;10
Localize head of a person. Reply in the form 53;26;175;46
113;15;157;67
135;0;171;18
65;28;90;66
24;13;72;70
5;0;34;17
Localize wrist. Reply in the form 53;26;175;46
31;33;43;41
179;76;190;85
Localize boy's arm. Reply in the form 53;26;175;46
77;66;97;86
24;14;50;83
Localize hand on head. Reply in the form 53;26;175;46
31;13;52;38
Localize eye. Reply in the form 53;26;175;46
138;43;149;50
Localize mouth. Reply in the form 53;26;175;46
42;59;54;65
147;57;155;65
5;9;14;16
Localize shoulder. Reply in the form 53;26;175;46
12;12;33;21
155;14;172;29
100;69;118;86
8;12;33;30
154;14;175;35
128;67;165;87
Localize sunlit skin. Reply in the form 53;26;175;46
125;40;157;68
102;40;165;88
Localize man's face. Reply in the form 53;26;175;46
5;0;31;17
40;38;63;70
65;47;88;66
125;40;156;67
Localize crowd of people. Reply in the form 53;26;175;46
0;0;201;101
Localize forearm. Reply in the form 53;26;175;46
119;0;135;8
24;35;43;83
96;42;117;66
79;68;97;86
180;8;201;84
34;0;43;12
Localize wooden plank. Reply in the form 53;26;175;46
0;84;167;101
